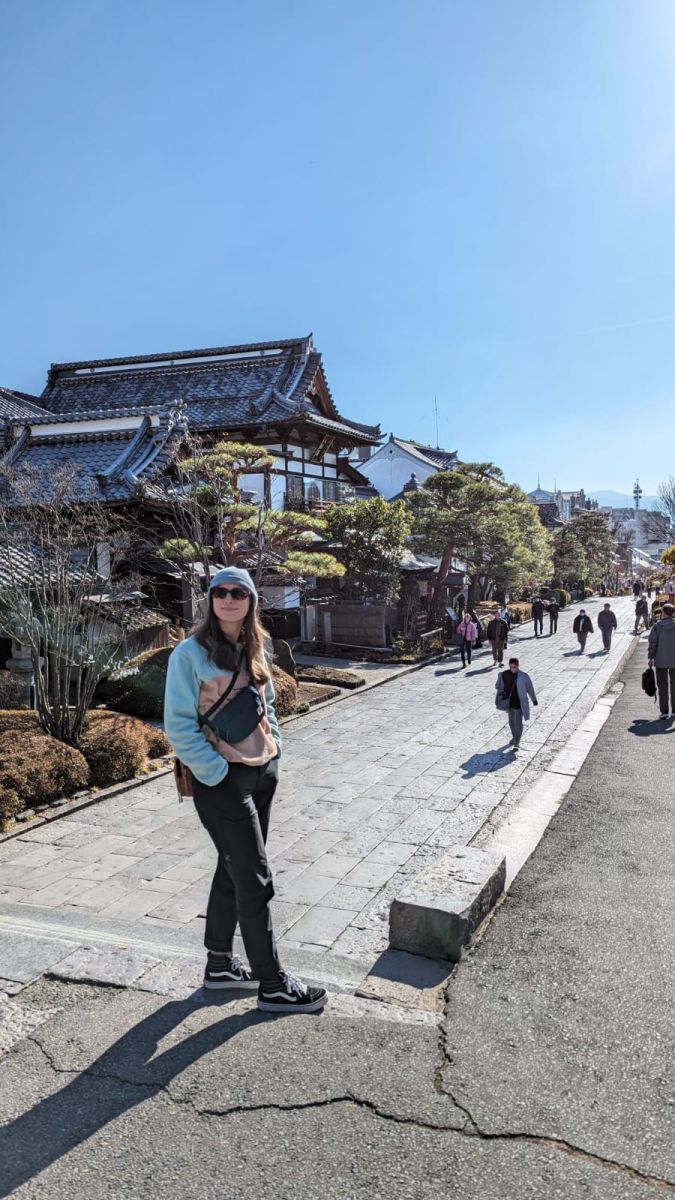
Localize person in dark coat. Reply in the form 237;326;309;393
572;609;594;653
496;657;538;751
634;595;650;634
597;603;617;652
648;602;675;717
531;597;545;637
486;609;509;666
548;599;560;635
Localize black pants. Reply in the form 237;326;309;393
533;615;543;636
656;667;675;715
192;760;281;979
460;638;473;666
549;615;558;634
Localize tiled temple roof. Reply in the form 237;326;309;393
0;387;50;423
40;336;380;444
0;409;188;504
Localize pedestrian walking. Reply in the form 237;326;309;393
468;608;484;649
665;578;675;603
597;602;617;652
164;567;327;1014
632;579;642;599
634;595;650;634
486;609;509;666
548;598;560;635
572;608;594;653
496;656;538;751
646;581;652;599
456;614;478;668
531;596;545;637
647;601;675;718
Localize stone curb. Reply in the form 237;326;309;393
389;845;506;962
0;763;174;845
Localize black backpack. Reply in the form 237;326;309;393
642;667;656;698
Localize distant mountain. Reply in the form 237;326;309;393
588;491;661;511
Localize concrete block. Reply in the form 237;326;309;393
389;845;506;961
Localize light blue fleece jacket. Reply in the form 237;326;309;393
164;636;282;787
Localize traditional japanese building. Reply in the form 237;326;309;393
0;338;381;630
0;336;380;511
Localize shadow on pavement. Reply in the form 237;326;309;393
629;718;675;736
0;990;315;1197
464;666;494;676
434;667;463;676
459;750;513;777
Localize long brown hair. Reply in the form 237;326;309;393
194;593;271;686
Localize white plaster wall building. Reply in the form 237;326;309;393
354;434;458;500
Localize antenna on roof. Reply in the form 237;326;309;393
434;395;439;449
633;478;642;509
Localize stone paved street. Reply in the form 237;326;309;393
0;597;637;987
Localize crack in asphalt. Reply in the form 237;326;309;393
437;1068;675;1194
23;1033;675;1191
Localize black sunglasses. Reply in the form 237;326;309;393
211;586;250;601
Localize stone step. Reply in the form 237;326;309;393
389;845;506;961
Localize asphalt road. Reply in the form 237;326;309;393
0;647;672;1199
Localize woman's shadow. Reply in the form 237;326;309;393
0;991;297;1196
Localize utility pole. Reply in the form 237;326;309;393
434;395;439;449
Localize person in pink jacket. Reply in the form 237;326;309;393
457;614;478;668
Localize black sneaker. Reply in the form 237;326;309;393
204;953;257;990
257;972;328;1014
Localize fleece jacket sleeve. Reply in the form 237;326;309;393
164;645;229;787
265;677;282;758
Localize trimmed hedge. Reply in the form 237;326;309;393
95;647;172;719
0;670;28;710
0;731;90;828
271;664;298;717
79;715;148;788
0;709;171;824
506;603;532;625
297;666;365;689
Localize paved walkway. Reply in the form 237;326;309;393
0;642;667;1200
0;597;637;989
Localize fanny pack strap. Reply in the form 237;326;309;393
198;651;243;727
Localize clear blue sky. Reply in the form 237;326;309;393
2;0;675;493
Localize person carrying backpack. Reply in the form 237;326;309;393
548;599;560;635
164;567;327;1014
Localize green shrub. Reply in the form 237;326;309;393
0;731;90;827
95;647;172;719
0;670;28;710
297;665;365;689
294;702;311;715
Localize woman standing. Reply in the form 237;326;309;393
456;614;478;668
164;567;327;1014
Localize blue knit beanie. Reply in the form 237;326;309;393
209;567;258;606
